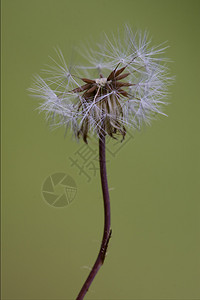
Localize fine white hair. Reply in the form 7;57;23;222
29;25;173;141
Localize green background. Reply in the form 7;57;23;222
2;0;200;299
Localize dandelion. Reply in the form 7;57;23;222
29;25;172;300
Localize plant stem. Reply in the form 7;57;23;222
76;134;111;300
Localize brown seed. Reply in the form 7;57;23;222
107;63;121;80
85;85;97;94
115;73;130;81
81;78;96;84
114;82;133;88
114;66;127;78
118;89;129;97
71;83;91;93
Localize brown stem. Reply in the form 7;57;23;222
76;134;111;300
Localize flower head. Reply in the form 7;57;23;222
29;26;172;143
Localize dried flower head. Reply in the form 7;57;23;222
29;26;172;143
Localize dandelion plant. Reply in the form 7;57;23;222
29;25;172;300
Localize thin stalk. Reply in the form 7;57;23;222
76;134;111;300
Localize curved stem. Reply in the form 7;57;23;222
76;134;111;300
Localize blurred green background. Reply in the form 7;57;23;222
2;0;200;299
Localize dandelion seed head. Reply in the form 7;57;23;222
29;26;173;143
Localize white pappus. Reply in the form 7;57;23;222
29;25;172;143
